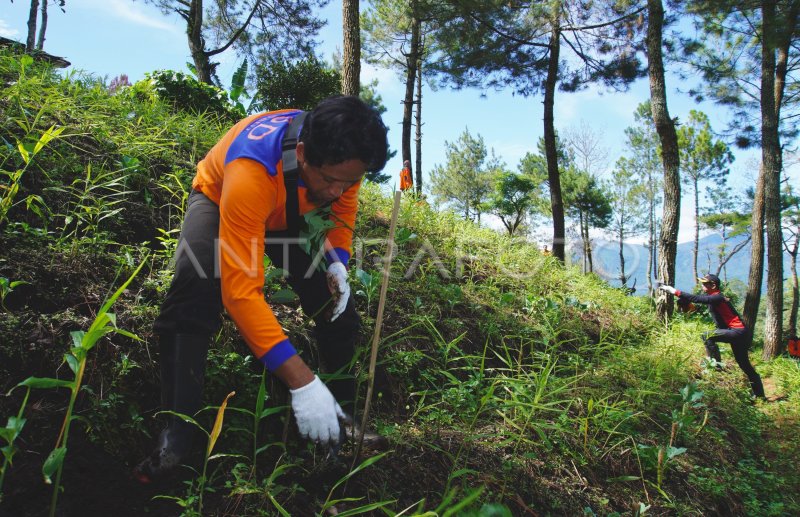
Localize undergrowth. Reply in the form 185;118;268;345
1;50;798;516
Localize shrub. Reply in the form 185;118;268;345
142;70;238;120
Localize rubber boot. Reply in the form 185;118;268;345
135;333;208;483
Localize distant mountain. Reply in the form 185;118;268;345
576;233;791;293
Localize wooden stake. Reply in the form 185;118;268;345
351;190;402;467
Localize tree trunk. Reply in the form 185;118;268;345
502;217;514;236
645;242;652;292
35;0;47;50
718;224;728;280
415;39;424;195
693;176;699;280
26;0;39;52
647;173;655;294
544;22;566;262
402;1;421;179
342;0;361;96
742;1;798;336
580;211;587;273
647;0;680;321
586;217;594;273
781;6;800;341
761;0;784;359
789;234;798;338
743;169;765;330
188;0;213;84
619;226;627;286
653;229;658;284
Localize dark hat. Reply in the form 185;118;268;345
697;273;720;285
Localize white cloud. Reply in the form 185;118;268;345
76;0;181;33
487;140;531;169
0;19;20;39
362;63;404;96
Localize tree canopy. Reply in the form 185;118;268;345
143;0;326;85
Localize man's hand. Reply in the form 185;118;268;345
658;284;677;295
326;262;350;322
290;375;344;445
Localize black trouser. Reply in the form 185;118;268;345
702;328;765;398
153;190;360;412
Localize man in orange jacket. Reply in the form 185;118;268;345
136;96;389;481
399;159;413;191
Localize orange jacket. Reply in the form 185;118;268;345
399;166;413;191
192;110;360;371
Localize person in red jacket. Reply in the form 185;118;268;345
136;96;389;481
789;334;800;358
659;273;765;398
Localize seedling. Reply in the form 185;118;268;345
355;268;381;312
0;277;28;312
155;391;237;515
1;123;64;225
225;369;286;471
637;383;705;490
30;260;145;517
0;377;71;501
321;452;394;515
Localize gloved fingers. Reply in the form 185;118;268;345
326;263;350;322
328;420;341;445
327;263;348;287
290;375;346;446
332;278;346;294
326;271;340;295
310;418;338;445
335;402;346;420
298;420;328;443
330;292;348;321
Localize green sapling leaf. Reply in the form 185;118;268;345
42;447;67;484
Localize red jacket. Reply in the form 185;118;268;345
789;337;800;358
676;289;746;331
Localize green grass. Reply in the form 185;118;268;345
0;49;798;516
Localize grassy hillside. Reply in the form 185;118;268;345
1;50;799;517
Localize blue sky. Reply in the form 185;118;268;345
1;0;789;244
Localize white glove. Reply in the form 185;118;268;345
326;262;350;322
290;375;345;444
659;284;677;295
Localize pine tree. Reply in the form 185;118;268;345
429;129;494;222
677;110;734;281
429;0;644;262
607;157;647;287
144;0;325;85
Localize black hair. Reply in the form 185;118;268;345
299;95;389;173
700;273;721;287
